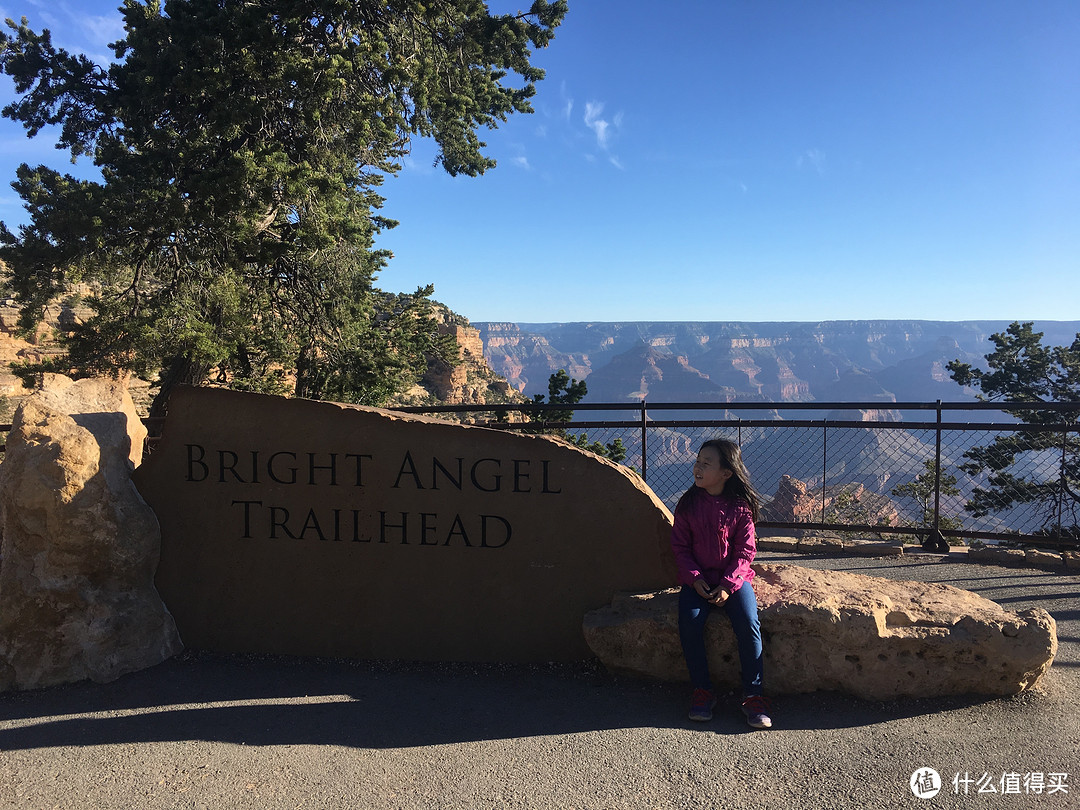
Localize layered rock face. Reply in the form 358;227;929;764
474;322;590;393
418;320;517;405
583;563;1056;700
391;307;525;410
0;292;152;415
0;296;71;404
475;319;1080;402
0;375;182;690
761;475;900;528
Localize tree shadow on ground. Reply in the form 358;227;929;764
0;651;1025;751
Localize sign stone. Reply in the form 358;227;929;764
135;387;676;661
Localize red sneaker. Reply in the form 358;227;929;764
741;694;773;729
688;688;717;722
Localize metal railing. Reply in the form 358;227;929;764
3;399;1077;548
390;400;1080;549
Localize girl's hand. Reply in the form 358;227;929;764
692;579;713;600
709;588;731;606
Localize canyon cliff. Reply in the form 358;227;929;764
0;298;519;420
475;320;1080;405
397;306;524;409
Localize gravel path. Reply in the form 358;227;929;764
1;552;1077;810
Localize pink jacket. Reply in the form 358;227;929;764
670;489;756;593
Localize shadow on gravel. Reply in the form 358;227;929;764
0;651;1015;752
4;556;1072;753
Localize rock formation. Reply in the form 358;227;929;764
137;386;677;663
478;323;592;394
578;343;731;403
409;308;522;407
475;319;1080;406
0;291;154;416
761;475;900;528
0;295;66;408
582;563;1056;700
0;296;514;420
762;475;818;523
0;374;182;691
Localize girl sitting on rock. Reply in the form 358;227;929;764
670;438;771;729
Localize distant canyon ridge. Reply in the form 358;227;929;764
4;308;1079;419
475;320;1080;406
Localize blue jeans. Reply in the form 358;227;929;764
678;582;764;696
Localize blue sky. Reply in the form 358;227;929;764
1;1;1078;323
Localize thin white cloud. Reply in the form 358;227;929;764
400;154;435;175
584;101;612;149
9;2;126;65
13;0;59;27
798;148;826;175
559;80;573;121
511;156;530;170
609;156;624;171
79;12;125;45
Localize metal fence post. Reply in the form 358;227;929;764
1059;424;1068;540
821;423;828;523
640;400;648;483
924;400;949;552
933;401;942;530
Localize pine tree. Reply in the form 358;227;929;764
891;459;961;542
0;0;567;414
529;370;628;463
948;322;1080;538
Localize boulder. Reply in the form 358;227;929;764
755;535;800;553
582;563;1056;700
968;546;1028;567
844;539;905;557
0;374;182;691
1024;549;1063;569
136;386;676;663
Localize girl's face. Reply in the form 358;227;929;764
693;446;733;496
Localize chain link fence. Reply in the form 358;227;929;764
392;401;1080;548
3;400;1076;547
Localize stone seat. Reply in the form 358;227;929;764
582;563;1057;701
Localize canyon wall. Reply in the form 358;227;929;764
475;320;1080;404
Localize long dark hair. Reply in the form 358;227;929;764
679;438;761;522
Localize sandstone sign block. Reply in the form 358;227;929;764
583;563;1056;700
135;387;676;662
0;375;182;691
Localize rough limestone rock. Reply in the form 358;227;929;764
0;374;182;691
583;563;1057;700
968;546;1028;567
762;475;818;523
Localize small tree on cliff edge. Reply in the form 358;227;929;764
530;370;628;464
891;459;961;543
947;322;1080;538
0;1;566;415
